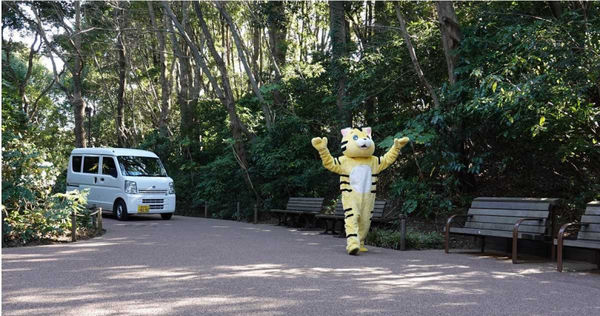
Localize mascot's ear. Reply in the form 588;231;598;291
363;127;372;137
341;128;352;137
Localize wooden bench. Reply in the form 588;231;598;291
445;197;559;264
316;200;387;235
556;201;600;272
270;197;324;227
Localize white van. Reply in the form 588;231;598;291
66;148;176;220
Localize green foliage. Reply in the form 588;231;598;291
3;190;90;245
3;1;599;231
365;228;444;250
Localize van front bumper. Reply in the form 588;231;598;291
124;194;176;214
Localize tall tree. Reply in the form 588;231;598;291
115;1;129;146
394;2;440;109
12;1;89;147
329;0;350;126
215;2;273;129
162;1;251;167
265;1;288;109
436;1;461;86
147;2;171;135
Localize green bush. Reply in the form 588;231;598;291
365;228;444;250
3;190;90;245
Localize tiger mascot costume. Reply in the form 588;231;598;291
311;127;409;255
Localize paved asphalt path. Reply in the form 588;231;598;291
3;215;600;315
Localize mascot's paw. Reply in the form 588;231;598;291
360;247;368;252
347;237;360;255
311;137;328;150
394;137;410;149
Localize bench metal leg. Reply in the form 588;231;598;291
321;219;332;234
481;236;486;253
444;229;450;254
557;240;564;272
512;237;518;264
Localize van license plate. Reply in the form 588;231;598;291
138;205;150;213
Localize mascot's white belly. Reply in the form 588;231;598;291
349;165;372;194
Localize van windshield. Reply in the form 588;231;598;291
117;156;167;177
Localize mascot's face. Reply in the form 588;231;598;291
341;127;375;158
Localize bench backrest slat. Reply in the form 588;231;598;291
577;202;600;241
286;198;324;212
464;197;555;235
334;200;386;217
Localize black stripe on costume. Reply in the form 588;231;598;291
341;146;347;151
340;181;350;185
372;182;377;185
343;208;352;212
340;141;348;146
340;174;349;177
345;214;354;219
346;233;358;238
372;173;379;177
371;190;377;193
378;156;381;164
341;189;353;193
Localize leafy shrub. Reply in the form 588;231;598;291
3;190;90;245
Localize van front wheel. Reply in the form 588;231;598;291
114;200;128;221
161;213;173;220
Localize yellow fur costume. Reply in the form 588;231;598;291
312;127;409;255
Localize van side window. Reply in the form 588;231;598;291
83;156;99;174
102;157;118;177
72;156;82;172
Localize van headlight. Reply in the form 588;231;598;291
125;180;138;194
168;182;175;195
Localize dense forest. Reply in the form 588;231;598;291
2;1;599;242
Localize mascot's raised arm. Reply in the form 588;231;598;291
311;127;409;255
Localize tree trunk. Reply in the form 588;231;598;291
73;0;86;148
215;2;272;129
252;25;261;85
163;1;251;168
436;1;461;86
116;2;128;147
329;1;350;126
148;2;170;135
266;1;287;109
394;3;440;109
548;1;563;19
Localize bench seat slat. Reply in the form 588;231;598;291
465;222;546;233
577;223;600;233
577;231;600;241
270;209;306;214
474;197;559;203
467;208;549;217
287;207;321;212
581;215;600;224
449;227;545;240
468;215;547;226
584;208;600;215
288;197;324;202
471;201;551;211
287;203;323;207
556;239;600;249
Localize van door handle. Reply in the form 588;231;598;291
94;177;97;183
